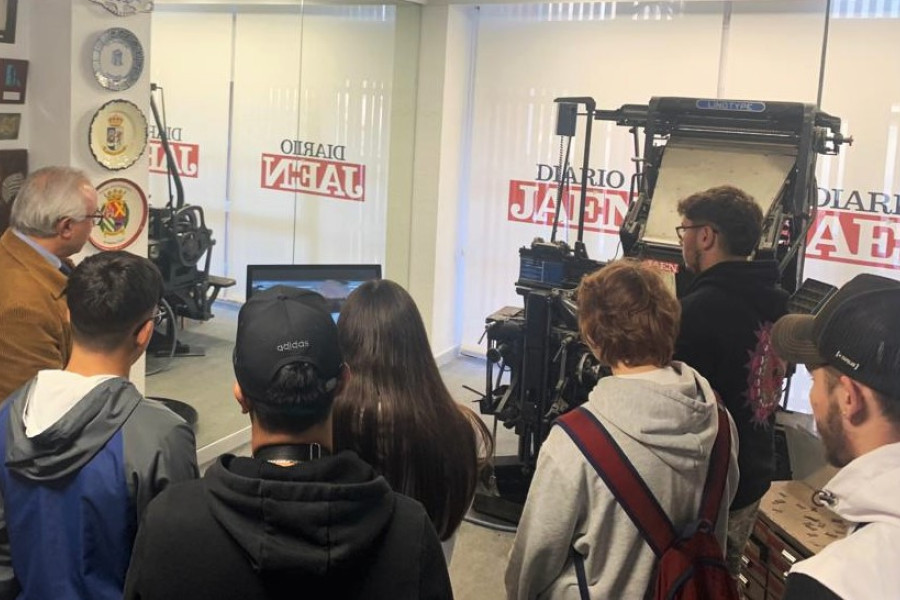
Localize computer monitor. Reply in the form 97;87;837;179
246;264;382;321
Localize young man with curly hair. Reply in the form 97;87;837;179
506;259;739;599
674;185;790;576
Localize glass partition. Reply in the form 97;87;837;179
149;3;399;449
150;5;396;305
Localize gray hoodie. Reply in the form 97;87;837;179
505;362;739;600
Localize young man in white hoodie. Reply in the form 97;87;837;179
772;274;900;600
0;251;198;600
505;259;739;599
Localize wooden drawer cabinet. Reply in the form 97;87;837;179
738;481;848;600
767;571;786;599
737;570;767;600
741;532;768;583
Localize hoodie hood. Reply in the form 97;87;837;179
688;259;787;323
822;441;900;527
4;372;141;482
588;361;721;473
205;451;395;574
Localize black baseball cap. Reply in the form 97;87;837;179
233;285;343;401
771;274;900;397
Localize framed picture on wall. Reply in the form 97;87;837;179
0;0;18;44
0;148;27;235
0;59;27;103
0;113;19;139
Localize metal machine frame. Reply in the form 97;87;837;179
147;84;234;358
475;96;851;522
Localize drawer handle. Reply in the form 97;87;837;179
781;549;798;564
741;555;750;566
738;574;749;587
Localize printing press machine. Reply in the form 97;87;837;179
476;98;853;593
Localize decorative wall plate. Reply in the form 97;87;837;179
90;178;148;251
92;27;144;91
90;0;154;16
88;99;148;170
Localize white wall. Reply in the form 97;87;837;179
30;1;151;230
408;5;479;359
384;5;421;289
27;0;152;390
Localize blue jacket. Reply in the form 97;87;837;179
0;373;198;600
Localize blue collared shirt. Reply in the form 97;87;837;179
12;229;62;271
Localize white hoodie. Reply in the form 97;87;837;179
22;370;115;437
790;441;900;599
505;362;740;600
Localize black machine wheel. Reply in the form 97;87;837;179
146;297;178;375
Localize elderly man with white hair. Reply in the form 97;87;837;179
0;166;100;402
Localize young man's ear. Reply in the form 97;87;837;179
55;217;76;240
839;375;869;426
698;224;719;252
135;319;154;353
233;381;251;414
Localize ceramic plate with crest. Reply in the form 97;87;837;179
90;178;148;251
92;28;144;91
89;99;148;171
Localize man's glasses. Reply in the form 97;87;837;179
57;210;104;226
675;223;717;242
84;209;105;225
134;307;165;336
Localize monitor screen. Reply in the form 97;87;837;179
246;264;382;321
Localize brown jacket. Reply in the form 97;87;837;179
0;229;72;402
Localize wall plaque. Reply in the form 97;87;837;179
0;59;27;104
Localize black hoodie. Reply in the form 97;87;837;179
123;450;453;600
674;260;789;510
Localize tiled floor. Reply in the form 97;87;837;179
146;302;517;599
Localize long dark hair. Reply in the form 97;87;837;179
333;279;492;540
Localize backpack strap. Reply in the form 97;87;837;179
571;548;591;600
556;407;676;556
698;406;732;525
556;404;732;557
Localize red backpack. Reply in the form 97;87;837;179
556;405;739;600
